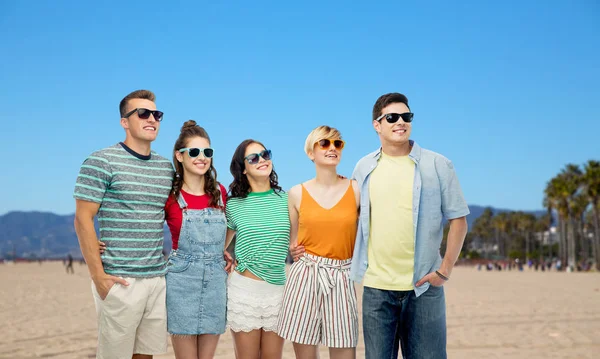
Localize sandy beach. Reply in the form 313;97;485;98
0;262;598;359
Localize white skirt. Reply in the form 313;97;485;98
227;271;284;332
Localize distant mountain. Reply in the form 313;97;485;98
0;206;544;258
465;205;546;229
0;212;78;258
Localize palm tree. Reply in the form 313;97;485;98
515;212;536;261
472;207;494;257
544;176;568;266
583;160;600;270
492;212;510;257
535;213;552;259
572;193;590;261
560;164;584;270
585;210;596;269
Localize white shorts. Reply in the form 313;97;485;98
277;254;359;348
227;271;284;332
91;276;168;359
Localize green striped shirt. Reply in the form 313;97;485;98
73;143;173;277
226;189;290;285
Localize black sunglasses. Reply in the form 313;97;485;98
316;139;345;150
179;147;214;158
123;108;164;122
375;112;414;124
244;149;272;165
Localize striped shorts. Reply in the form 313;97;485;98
277;253;358;348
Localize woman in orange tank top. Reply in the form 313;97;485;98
276;126;360;359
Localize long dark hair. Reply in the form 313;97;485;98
171;120;222;208
228;139;283;198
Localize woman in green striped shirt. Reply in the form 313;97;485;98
225;139;290;359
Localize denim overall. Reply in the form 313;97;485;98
166;192;227;335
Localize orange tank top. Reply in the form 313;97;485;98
298;182;358;260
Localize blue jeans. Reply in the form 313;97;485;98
362;285;446;359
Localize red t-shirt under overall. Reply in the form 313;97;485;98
164;184;227;250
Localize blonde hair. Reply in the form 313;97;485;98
304;125;342;155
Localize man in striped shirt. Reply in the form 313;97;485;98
73;90;173;359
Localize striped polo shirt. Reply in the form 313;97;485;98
226;189;290;285
73;143;174;277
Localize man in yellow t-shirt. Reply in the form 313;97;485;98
350;93;470;359
364;152;415;291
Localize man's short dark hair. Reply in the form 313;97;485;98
372;93;410;122
119;90;156;117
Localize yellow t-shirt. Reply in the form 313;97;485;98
364;152;415;290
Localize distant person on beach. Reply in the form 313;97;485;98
224;139;290;359
74;90;172;359
348;93;469;358
278;126;360;359
65;253;74;274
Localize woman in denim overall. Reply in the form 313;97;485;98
166;186;227;338
164;120;231;359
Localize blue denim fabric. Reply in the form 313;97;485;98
349;141;469;297
362;285;447;359
166;194;228;335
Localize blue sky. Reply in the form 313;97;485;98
0;1;598;215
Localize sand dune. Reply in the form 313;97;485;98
0;262;598;358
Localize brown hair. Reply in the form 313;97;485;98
119;90;156;117
372;93;410;122
228;139;283;198
171;120;222;208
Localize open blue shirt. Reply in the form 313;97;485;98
349;141;470;297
